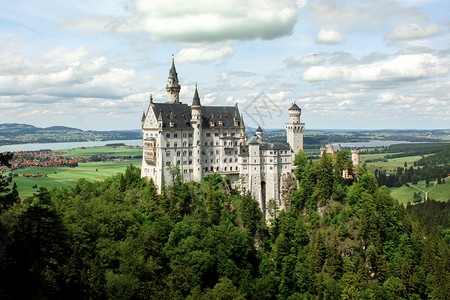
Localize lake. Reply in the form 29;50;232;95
0;139;426;153
0;139;143;152
332;140;426;148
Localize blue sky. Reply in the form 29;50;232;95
0;0;448;130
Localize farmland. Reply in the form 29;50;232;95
12;159;141;198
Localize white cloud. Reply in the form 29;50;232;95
386;23;442;40
303;54;449;86
284;54;324;67
67;0;304;43
315;29;345;44
177;46;234;63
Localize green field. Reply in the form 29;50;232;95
390;179;450;206
12;159;141;198
65;145;141;158
363;154;425;172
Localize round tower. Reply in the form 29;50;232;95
191;85;203;181
352;147;360;166
256;126;263;142
288;103;301;124
166;55;181;103
285;102;305;160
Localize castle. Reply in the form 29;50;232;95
141;58;304;213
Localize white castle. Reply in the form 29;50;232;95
141;58;304;213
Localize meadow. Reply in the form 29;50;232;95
13;159;141;198
390;180;450;205
65;145;141;158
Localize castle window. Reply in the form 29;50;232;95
223;133;227;137
215;133;219;137
206;133;211;137
189;160;192;164
177;151;180;157
166;133;170;138
234;141;238;146
183;141;187;147
210;142;213;146
174;133;178;138
189;133;193;138
183;133;187;138
224;158;227;163
225;167;227;171
231;133;235;136
189;143;193;147
174;142;178;148
189;151;192;156
210;151;214;155
167;142;170;147
183;151;187;156
216;150;219;154
166;151;171;157
184;169;187;173
235;158;238;162
205;159;207;163
177;160;180;165
205;142;208;146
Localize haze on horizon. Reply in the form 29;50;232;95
0;0;449;131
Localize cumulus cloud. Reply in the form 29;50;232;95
303;54;449;86
386;23;442;40
68;0;304;43
315;29;344;44
177;46;234;63
284;53;324;67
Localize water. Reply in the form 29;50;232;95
0;139;142;152
332;140;425;148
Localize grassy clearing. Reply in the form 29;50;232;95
389;179;450;206
12;159;141;198
65;146;141;158
365;155;424;173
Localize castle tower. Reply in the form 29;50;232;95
285;103;305;160
256;126;263;142
352;147;360;167
166;55;181;103
191;85;203;181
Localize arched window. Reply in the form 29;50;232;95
166;142;170;147
174;142;178;148
177;151;180;157
224;158;227;163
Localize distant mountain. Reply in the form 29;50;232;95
0;123;142;146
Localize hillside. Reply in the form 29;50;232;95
0;152;448;298
0;123;141;146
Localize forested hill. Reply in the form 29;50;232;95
0;123;141;145
0;150;448;298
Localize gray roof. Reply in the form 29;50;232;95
151;102;242;129
256;126;263;132
260;143;290;151
192;86;201;106
168;57;179;82
246;135;259;145
289;103;301;111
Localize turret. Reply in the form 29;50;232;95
285;102;305;160
288;103;301;123
256;126;263;142
166;55;181;103
191;85;203;181
352;147;360;166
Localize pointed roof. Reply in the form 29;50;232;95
168;55;179;82
141;110;146;122
289;103;301;111
192;84;201;106
158;111;163;121
256;126;263;132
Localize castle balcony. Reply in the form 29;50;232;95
144;154;156;166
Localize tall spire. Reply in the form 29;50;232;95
192;84;201;107
168;54;179;82
166;54;181;103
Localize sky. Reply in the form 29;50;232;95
0;0;449;131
